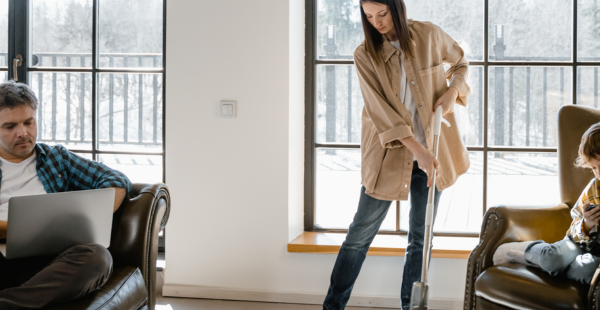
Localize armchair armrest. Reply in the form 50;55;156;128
108;183;170;310
464;203;571;310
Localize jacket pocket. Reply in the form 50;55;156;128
418;63;447;106
418;63;444;77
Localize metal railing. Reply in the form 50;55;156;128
317;25;600;148
0;52;163;148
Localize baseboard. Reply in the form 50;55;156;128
162;285;463;309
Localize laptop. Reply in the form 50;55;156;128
0;188;115;259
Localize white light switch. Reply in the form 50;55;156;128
219;101;236;118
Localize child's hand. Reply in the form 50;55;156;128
583;202;600;235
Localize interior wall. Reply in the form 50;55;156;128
165;0;468;306
288;0;305;241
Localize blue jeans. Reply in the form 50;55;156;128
524;238;600;284
323;162;441;310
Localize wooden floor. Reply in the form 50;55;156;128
155;271;398;310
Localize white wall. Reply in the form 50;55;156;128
165;0;468;308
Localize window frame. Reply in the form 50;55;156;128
5;0;166;183
305;0;595;237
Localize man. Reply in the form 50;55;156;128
0;80;131;309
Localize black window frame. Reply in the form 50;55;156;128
4;0;166;182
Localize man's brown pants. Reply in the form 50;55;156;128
0;243;112;310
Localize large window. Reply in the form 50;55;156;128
0;0;165;184
305;0;600;236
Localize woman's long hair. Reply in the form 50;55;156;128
359;0;414;64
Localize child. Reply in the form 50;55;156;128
493;122;600;284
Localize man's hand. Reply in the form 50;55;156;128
0;221;7;239
583;202;600;235
113;187;126;212
433;87;459;116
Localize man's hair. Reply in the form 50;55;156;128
0;80;39;111
576;122;600;167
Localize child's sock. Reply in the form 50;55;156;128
493;241;538;266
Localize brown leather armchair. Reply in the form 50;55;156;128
46;183;171;310
464;105;600;310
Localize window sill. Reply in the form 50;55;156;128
288;232;478;259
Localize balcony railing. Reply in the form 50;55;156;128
316;26;600;148
0;52;163;149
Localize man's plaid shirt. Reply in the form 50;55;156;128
567;177;600;251
0;143;131;195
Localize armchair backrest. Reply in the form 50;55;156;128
558;105;600;207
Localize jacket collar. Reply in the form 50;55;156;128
379;35;399;63
34;143;46;160
379;21;415;63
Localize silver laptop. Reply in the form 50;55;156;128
0;188;115;259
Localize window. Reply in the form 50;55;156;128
1;0;165;184
305;0;600;236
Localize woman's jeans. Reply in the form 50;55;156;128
525;238;600;284
323;162;441;310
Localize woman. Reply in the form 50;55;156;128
322;1;471;309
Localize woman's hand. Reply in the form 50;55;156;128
414;145;440;188
400;137;441;187
433;87;459;116
583;202;600;235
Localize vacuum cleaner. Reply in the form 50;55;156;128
409;107;450;310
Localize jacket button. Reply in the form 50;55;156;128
411;81;416;85
58;174;62;178
419;104;423;108
426;127;431;132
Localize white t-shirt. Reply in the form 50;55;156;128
0;152;48;222
390;40;428;153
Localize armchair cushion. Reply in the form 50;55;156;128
475;264;587;310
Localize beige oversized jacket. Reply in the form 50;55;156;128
355;20;471;201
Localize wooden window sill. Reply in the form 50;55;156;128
288;232;478;259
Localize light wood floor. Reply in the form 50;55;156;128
155;271;398;310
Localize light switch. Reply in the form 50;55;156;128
219;100;236;118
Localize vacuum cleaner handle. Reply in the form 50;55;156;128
433;108;451;136
411;108;451;310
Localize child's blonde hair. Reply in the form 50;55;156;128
576;122;600;167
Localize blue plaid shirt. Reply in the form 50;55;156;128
0;143;131;195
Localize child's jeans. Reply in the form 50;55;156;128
525;238;600;284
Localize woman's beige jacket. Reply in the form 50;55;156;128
355;20;471;201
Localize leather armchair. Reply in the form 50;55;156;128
465;105;600;310
46;183;171;310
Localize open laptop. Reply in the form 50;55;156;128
0;188;115;259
